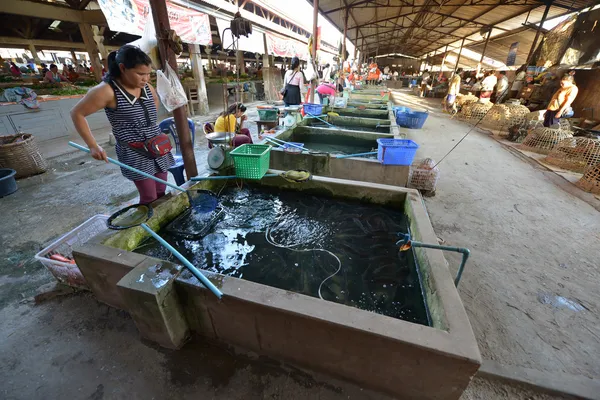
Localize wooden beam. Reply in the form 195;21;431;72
78;23;103;82
0;36;86;50
0;0;107;26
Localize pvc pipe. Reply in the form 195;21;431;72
336;151;377;159
306;112;336;128
141;223;223;299
190;173;278;181
69;141;186;193
410;242;470;287
264;137;306;151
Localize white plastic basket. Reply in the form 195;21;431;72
34;215;109;289
332;96;348;108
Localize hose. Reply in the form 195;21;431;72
264;219;341;300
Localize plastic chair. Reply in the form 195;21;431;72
158;117;196;186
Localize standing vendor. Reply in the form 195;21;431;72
70;45;174;205
282;57;305;107
544;75;578;127
444;68;462;113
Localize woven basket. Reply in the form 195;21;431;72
0;134;48;178
545;137;600;173
576;162;600;194
519;127;573;155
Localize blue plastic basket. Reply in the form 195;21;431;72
393;106;412;118
303;103;324;116
411;79;417;86
396;110;429;129
377;139;419;165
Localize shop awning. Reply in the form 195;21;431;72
97;0;212;45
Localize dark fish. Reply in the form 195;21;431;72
352;218;369;234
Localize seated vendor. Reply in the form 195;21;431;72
214;102;251;148
43;64;69;84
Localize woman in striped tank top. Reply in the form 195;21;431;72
70;45;174;204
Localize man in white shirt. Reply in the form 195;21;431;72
495;71;509;104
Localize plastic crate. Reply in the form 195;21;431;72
34;215;109;289
258;109;278;121
396;110;429;129
377;139;419;165
230;144;272;179
303;103;324;116
394;106;412;117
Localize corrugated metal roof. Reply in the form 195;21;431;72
312;0;596;58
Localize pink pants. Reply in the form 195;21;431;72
134;171;168;205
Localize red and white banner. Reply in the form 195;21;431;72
265;33;309;60
97;0;212;45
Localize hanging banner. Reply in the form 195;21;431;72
506;42;519;66
97;0;212;45
265;33;309;60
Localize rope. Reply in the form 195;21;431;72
265;219;341;301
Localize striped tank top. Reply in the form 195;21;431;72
105;79;174;181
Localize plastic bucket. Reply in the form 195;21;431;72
0;168;17;197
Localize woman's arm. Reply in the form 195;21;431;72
70;83;115;162
147;83;160;111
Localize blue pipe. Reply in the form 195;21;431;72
336;151;378;159
140;223;223;299
69;141;186;194
306;112;337;128
190;173;278;181
396;233;470;287
264;137;307;151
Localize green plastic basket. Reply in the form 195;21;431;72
258;109;278;121
230;144;272;179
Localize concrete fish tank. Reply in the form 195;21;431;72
330;107;390;120
303;114;392;134
73;176;480;400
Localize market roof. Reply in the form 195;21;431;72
312;0;596;59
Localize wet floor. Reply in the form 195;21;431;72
135;186;430;326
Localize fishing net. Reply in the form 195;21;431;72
165;207;224;239
519;127;573;154
408;158;440;194
108;204;153;230
545;137;600;172
576;162;600;194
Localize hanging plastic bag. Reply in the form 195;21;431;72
156;64;188;112
129;10;160;68
304;57;318;82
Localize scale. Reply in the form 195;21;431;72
282;105;303;128
206;132;235;170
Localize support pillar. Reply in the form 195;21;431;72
78;23;102;82
310;0;319;103
70;50;78;65
191;44;209;116
477;29;492;76
204;45;212;77
526;0;552;65
263;34;271;67
28;44;41;67
149;0;197;179
236;50;244;74
455;38;466;72
342;7;349;70
92;26;109;60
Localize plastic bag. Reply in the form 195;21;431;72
304;57;318;81
129;10;160;68
156;64;188;112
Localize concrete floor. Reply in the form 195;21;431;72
1;97;598;399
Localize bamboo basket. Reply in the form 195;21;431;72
0;133;48;178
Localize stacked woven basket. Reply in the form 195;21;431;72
0;134;48;178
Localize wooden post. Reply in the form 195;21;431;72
203;45;212;77
92;26;109;60
341;7;348;70
526;0;552;65
477;29;492;75
454;37;466;72
263;34;270;67
190;44;209;116
441;45;449;74
28;44;41;65
310;0;318;103
148;0;197;179
236;50;244;74
353;28;358;65
78;23;102;82
70;50;78;65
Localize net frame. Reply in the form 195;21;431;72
408;158;440;193
544;137;600;173
480;104;511;133
497;105;531;137
576;162;600;194
518;127;573;154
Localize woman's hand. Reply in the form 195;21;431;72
90;145;108;162
241;114;248;122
